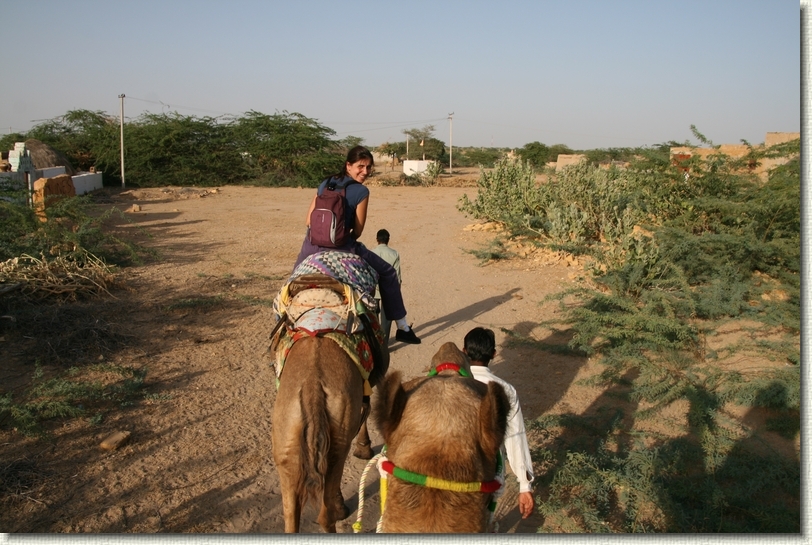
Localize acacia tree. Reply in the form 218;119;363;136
402;125;445;161
230;110;342;185
25;110;120;174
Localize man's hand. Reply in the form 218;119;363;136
518;491;535;518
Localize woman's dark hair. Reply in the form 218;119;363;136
334;145;374;178
463;327;496;365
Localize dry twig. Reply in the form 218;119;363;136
0;253;116;301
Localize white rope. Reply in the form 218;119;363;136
353;449;502;533
352;452;383;533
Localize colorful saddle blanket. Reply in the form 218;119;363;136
273;251;380;332
289;250;378;308
273;313;384;389
271;250;384;388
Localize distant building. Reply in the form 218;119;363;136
670;131;799;181
554;154;587;172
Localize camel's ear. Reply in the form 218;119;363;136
373;371;408;443
478;382;510;458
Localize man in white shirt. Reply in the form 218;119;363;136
463;327;535;519
370;229;401;345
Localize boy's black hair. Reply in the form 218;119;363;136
463;327;496;365
376;229;390;244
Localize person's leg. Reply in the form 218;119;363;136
293;234;320;270
380;305;392;346
356;246;406;321
355;245;420;344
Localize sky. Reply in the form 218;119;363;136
0;1;802;151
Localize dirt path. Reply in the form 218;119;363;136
1;184;592;533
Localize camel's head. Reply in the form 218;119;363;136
428;341;472;377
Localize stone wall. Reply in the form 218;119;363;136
670;131;799;181
33;174;76;221
554;154;586;172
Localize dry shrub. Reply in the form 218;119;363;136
0;252;115;301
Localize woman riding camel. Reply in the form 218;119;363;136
294;145;420;345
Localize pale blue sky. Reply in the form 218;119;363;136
0;1;801;150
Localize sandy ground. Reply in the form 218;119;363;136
1;174;795;533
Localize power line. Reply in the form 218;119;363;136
457;116;631;143
325;117;445;126
125;96;233;116
333;121;446;136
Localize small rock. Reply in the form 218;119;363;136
100;431;131;451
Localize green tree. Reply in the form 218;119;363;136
26;110;120;175
0;132;27;155
548;143;574;160
402;125;445;161
229;110;343;186
335;135;365;152
462;148;503;168
123;112;243;187
517;141;551;168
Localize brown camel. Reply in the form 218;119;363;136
373;342;510;533
272;330;386;532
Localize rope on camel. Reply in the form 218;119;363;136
353;448;504;533
352;451;385;533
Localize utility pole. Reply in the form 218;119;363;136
448;112;454;174
119;94;126;188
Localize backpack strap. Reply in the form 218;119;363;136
325;177;358;193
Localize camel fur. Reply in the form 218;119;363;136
272;334;387;532
373;342;510;533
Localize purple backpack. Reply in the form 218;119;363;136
309;180;356;248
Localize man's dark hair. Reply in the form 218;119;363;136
376;229;390;244
464;327;496;365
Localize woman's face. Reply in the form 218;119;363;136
346;158;373;183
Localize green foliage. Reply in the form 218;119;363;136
27;110;121;173
419;161;444;185
455;147;504;168
469;133;800;533
230;110;343;187
548;143;574;159
16;109;346;188
536;430;800;532
376;141;406;160
402;126;445;161
123;112;246;187
0;132;27;154
457;157;543;229
400;161;444;187
0;195;146;265
0;364;147;436
517;141;551;168
465;238;511;264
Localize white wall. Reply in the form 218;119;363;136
72;172;103;195
0;169;103;197
403;160;432;176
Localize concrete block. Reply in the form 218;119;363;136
72;172;103;195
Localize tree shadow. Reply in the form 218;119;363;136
553;369;640;455
496;323;588;421
533;375;801;532
0;273;283;532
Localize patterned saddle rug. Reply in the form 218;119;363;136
271;251;385;389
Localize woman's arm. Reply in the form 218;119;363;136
305;195;317;228
353;196;369;239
